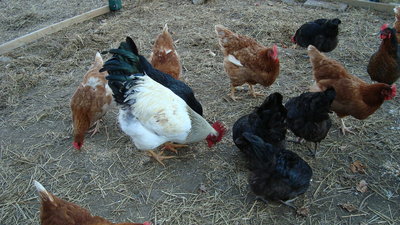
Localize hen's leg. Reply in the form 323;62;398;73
279;198;297;209
146;150;175;167
340;118;355;135
229;84;242;101
88;119;102;137
161;142;188;154
248;84;263;98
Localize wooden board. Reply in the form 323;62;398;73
324;0;398;13
0;5;110;55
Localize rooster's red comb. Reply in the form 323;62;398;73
212;121;227;142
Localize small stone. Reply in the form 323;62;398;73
0;56;12;63
192;0;206;5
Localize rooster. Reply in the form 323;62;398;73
215;25;280;101
34;180;151;225
285;88;336;155
149;24;182;80
367;24;400;85
70;52;113;150
232;92;287;150
292;18;341;52
308;45;396;134
101;37;226;165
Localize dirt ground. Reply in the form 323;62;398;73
1;0;400;224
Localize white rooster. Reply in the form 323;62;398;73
101;37;226;165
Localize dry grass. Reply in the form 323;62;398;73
0;0;399;224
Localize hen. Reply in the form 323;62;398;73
232;92;287;150
285;88;336;155
235;133;312;206
308;45;396;134
215;25;280;101
367;24;400;85
70;52;113;150
292;18;341;52
34;180;151;225
395;6;400;42
149;24;182;79
101;37;226;165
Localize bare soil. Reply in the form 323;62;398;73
0;0;399;224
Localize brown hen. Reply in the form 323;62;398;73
149;24;182;80
308;45;396;134
215;25;280;101
34;181;151;225
70;52;113;150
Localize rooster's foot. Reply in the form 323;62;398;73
146;150;175;167
161;142;188;154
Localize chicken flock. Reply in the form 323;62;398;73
33;5;400;225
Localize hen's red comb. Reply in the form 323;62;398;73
391;84;397;98
380;24;389;31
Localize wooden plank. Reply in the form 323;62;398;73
0;5;110;55
324;0;398;13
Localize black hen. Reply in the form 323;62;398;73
236;132;312;203
232;92;287;150
101;36;203;116
292;18;341;52
285;88;336;155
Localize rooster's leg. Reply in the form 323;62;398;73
248;84;263;98
146;150;175;166
161;142;188;154
340;118;355;135
229;85;242;101
88;119;102;137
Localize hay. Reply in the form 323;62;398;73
0;0;399;224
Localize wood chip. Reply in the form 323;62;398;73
339;203;357;212
350;160;366;174
356;180;368;193
296;206;310;217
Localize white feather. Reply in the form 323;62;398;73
119;75;191;150
84;77;101;89
227;54;243;67
165;49;172;54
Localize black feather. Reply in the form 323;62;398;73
285;88;336;145
232;92;287;150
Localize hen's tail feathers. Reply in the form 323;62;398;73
93;52;104;68
310;88;336;121
256;92;286;115
34;180;54;203
215;25;234;47
241;132;276;169
163;23;169;34
394;6;400;20
328;18;341;26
